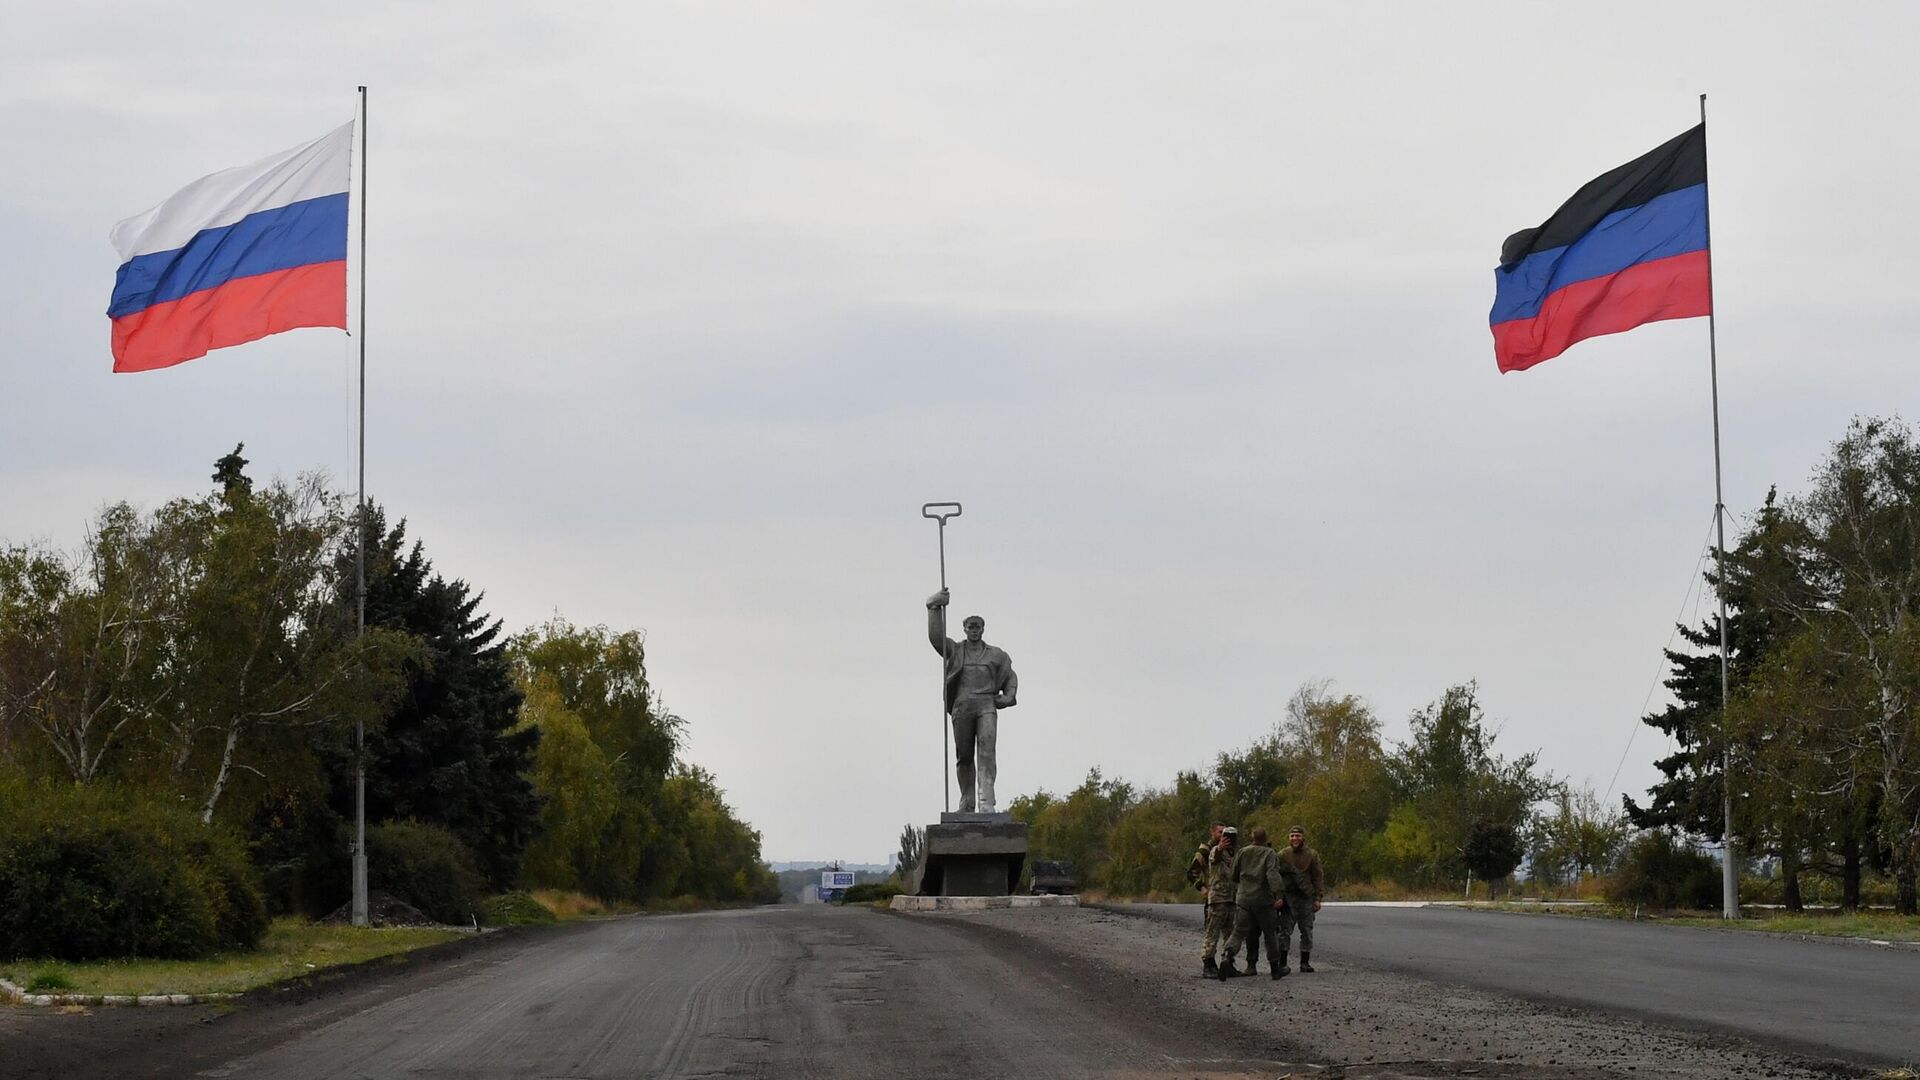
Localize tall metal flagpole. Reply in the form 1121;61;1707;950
351;85;370;929
1700;93;1738;920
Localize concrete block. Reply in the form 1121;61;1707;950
904;819;1028;897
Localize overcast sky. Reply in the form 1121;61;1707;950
4;4;1915;863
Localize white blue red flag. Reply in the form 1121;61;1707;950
108;123;352;373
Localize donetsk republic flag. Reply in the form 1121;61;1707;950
107;124;352;373
1490;125;1711;373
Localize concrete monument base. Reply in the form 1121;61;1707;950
888;894;1079;912
902;815;1028;897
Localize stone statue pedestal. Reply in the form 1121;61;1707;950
903;812;1028;897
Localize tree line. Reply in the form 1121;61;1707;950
1000;681;1572;898
1629;416;1920;914
0;447;777;926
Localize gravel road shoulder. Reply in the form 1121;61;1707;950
937;905;1870;1080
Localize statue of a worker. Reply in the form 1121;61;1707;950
925;588;1018;813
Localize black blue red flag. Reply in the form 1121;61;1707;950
1491;125;1711;372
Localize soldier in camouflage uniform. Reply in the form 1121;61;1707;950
1186;823;1224;895
1185;823;1224;974
1196;826;1238;976
1276;825;1325;973
1217;827;1302;980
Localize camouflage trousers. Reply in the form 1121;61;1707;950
1279;891;1315;957
1202;902;1234;959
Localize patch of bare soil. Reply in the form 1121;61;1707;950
317;889;444;928
937;906;1867;1080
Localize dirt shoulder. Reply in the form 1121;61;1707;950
935;905;1869;1080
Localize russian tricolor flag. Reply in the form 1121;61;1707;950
1491;125;1711;373
108;123;353;373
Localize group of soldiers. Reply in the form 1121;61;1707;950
1185;823;1325;980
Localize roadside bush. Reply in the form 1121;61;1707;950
1606;831;1722;910
249;790;350;918
193;829;271;951
24;971;75;993
367;821;482;925
840;882;901;904
0;778;268;960
480;890;559;926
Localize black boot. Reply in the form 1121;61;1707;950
1270;964;1289;980
1203;957;1218;977
1216;956;1239;980
1299;953;1314;973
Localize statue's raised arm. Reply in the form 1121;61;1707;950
926;588;952;657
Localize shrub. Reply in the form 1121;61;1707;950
192;830;271;951
0;778;268;960
25;971;74;993
1606;831;1723;910
249;790;350;918
480;890;558;926
367;821;482;925
840;882;901;904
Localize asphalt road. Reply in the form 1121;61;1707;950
1119;902;1920;1064
19;906;1293;1080
7;903;1909;1079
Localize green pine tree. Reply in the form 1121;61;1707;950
329;507;541;890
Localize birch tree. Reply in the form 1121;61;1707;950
171;470;376;823
0;506;184;783
1786;419;1920;912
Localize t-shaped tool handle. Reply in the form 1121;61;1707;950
920;502;962;523
921;502;962;589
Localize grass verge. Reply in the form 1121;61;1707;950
1;918;466;998
1470;902;1920;942
1665;910;1920;942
